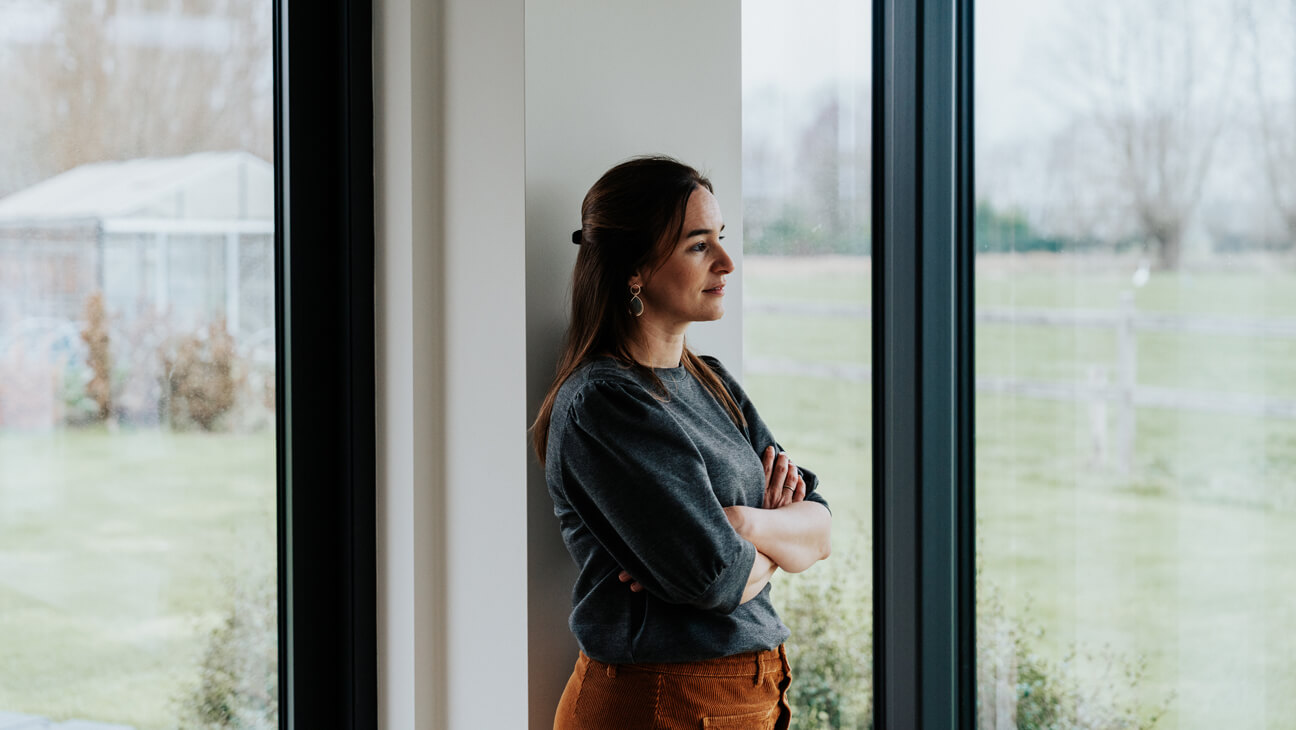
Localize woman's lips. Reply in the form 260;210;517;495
703;285;725;295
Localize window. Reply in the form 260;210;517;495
0;4;277;727
975;0;1296;726
743;2;873;726
0;1;375;726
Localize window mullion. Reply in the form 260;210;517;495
871;0;968;726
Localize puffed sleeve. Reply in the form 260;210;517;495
701;356;830;512
554;379;757;614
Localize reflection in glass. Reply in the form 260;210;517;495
742;1;872;727
976;0;1296;726
0;2;277;728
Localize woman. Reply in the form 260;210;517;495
533;156;832;729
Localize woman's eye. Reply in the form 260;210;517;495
691;241;708;251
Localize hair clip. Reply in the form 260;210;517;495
571;230;582;245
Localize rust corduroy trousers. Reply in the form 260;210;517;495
553;645;792;729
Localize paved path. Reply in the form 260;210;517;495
0;712;133;730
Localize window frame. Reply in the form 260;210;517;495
274;0;377;725
870;0;975;725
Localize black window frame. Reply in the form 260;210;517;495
274;0;377;726
871;0;975;726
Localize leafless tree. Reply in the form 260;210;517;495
1242;0;1296;245
1;0;272;193
1042;0;1240;269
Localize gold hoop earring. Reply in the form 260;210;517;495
629;284;644;317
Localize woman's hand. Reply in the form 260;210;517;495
761;445;806;509
724;502;831;574
618;447;813;595
619;552;776;605
617;570;644;593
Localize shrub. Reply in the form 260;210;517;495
162;319;241;431
745;203;871;256
177;564;278;729
776;532;873;730
775;539;1168;730
977;564;1169;730
79;292;113;422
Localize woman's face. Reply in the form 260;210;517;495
631;187;734;331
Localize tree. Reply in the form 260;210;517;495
0;0;273;194
1243;0;1296;244
1043;0;1239;269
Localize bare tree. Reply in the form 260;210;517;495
1042;0;1239;269
1243;0;1296;244
1;0;272;192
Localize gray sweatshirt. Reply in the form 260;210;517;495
544;355;828;664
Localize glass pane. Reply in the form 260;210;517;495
976;0;1296;727
742;1;872;727
0;2;277;728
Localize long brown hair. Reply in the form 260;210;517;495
531;156;746;464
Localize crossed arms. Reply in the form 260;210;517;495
620;445;832;604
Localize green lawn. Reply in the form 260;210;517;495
0;429;276;730
3;260;1293;729
744;259;1296;729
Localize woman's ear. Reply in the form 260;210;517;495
628;272;643;289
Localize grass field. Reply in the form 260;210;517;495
743;256;1296;729
2;255;1293;729
0;429;276;729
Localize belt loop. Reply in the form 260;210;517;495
752;652;761;686
605;663;618;678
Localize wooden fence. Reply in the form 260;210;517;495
745;292;1296;472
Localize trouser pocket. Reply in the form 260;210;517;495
702;704;779;728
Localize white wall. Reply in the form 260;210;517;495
376;0;528;728
525;1;743;725
376;0;743;727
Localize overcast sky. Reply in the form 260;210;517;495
742;0;1073;146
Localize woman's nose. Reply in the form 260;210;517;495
714;243;735;274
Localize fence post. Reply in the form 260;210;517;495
1117;291;1137;475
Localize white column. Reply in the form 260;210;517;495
154;232;169;312
225;232;240;335
375;0;527;727
377;1;743;727
524;2;743;724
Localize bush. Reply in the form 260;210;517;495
177;563;278;729
977;564;1169;730
776;539;1168;730
79;292;113;422
976;202;1081;253
746;203;871;256
776;532;873;730
162;319;241;431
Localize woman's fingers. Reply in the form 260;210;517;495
779;461;797;507
762;447;806;509
792;473;807;503
771;453;792;507
618;570;643;592
761;446;777;508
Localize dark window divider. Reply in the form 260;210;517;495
872;0;973;726
274;0;376;727
956;0;977;725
